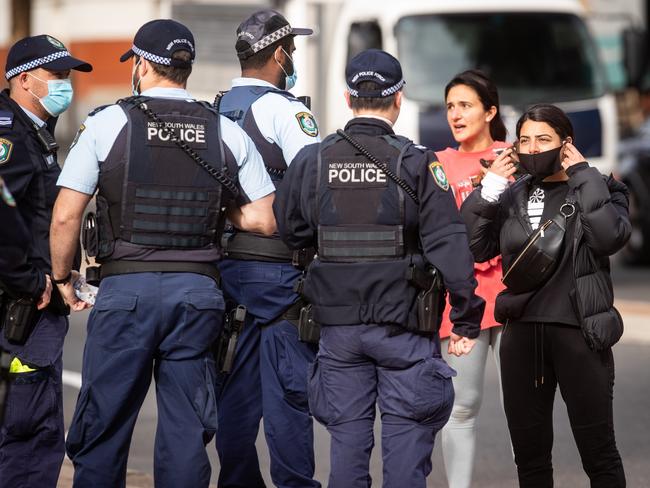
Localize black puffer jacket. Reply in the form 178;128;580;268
461;164;631;347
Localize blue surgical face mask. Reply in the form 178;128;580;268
276;47;297;90
27;73;73;117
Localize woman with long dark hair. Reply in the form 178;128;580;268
435;69;508;488
461;103;628;487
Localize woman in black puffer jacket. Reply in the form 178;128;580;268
461;104;629;488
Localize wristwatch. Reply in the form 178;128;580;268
52;272;72;285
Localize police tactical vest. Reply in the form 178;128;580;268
316;133;418;262
220;85;299;181
95;97;228;263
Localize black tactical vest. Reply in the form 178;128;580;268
316;133;418;262
95;97;229;263
301;132;424;327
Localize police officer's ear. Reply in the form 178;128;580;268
13;70;40;97
394;90;403;111
344;90;353;109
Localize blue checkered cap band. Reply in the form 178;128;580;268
347;79;405;98
132;45;172;66
251;25;292;54
5;50;71;80
381;79;405;97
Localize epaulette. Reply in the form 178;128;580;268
381;134;414;152
88;105;111;117
0;110;14;128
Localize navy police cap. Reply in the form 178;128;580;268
236;9;312;60
346;49;405;98
120;19;195;68
5;35;92;80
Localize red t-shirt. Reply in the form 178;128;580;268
435;142;510;338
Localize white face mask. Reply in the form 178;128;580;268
131;59;142;96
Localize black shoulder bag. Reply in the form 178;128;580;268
501;199;576;294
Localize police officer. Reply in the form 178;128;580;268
0;178;50;426
215;9;320;488
273;49;486;488
0;177;52;308
0;35;92;487
49;20;275;487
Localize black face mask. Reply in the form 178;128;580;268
517;146;563;181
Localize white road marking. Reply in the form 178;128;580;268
62;369;82;389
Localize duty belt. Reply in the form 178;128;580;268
225;233;314;268
100;260;221;284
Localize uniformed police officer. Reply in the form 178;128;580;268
274;49;486;488
215;10;320;488
0;178;51;426
49;19;276;488
0;35;92;487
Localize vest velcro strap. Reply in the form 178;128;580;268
130;234;208;248
225;232;294;262
134;204;208;217
100;260;220;284
133;220;206;233
318;225;405;262
135;188;210;201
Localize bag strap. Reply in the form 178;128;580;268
335;129;419;205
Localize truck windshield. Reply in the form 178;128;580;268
395;13;606;106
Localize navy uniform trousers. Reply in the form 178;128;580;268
65;272;224;488
0;310;68;488
215;259;319;488
309;324;456;488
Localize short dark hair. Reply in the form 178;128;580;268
141;50;193;85
238;36;293;71
516;103;574;141
445;69;507;142
349;81;398;111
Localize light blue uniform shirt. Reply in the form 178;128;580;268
231;77;320;166
57;87;275;201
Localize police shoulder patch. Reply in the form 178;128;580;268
0;138;14;165
428;161;449;191
70;124;86;150
295;111;318;137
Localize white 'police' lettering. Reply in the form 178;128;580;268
328;161;387;185
147;121;205;144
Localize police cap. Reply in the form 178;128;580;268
346;49;405;98
120;19;195;69
5;35;93;80
235;9;312;60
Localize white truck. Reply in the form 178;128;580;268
284;0;619;174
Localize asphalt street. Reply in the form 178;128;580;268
59;259;650;487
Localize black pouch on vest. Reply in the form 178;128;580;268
2;297;39;345
298;304;320;344
406;265;446;334
502;202;575;294
82;212;99;257
95;195;115;260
